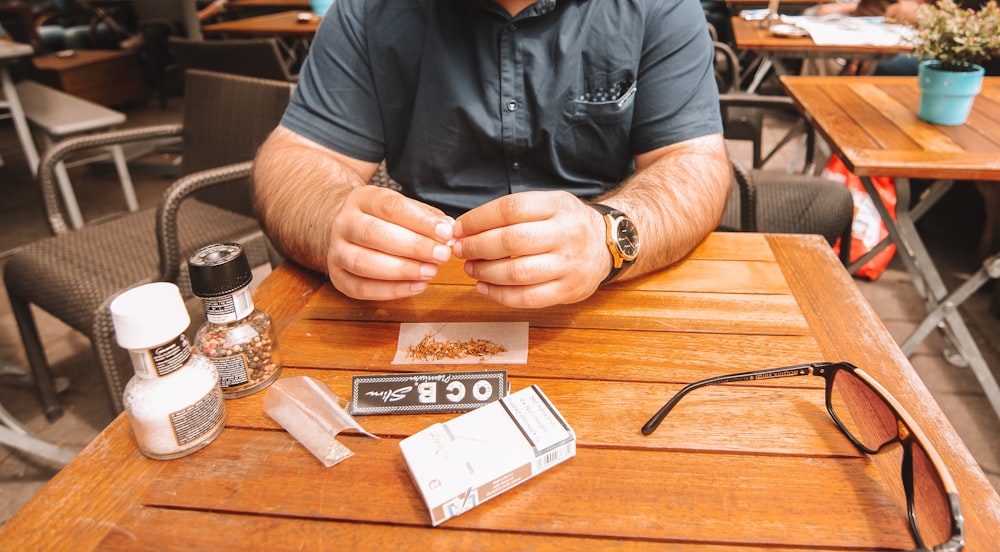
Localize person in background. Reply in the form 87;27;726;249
253;0;732;309
813;0;897;17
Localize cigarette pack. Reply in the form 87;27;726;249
399;385;576;526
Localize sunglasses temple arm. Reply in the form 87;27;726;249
641;364;816;435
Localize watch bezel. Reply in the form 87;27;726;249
589;202;640;283
610;216;640;262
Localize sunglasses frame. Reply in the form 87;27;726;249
641;361;965;552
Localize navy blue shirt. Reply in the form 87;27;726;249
281;0;723;217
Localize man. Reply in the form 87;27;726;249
254;0;732;309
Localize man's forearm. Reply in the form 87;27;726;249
597;133;732;278
252;127;373;273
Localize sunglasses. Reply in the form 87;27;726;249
641;361;964;552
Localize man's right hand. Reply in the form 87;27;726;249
326;185;455;301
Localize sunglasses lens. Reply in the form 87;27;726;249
910;442;955;548
830;369;897;451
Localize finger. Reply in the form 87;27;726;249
345;211;454;265
473;278;584;309
453;220;552;261
330;267;431;301
355;186;455;244
463;253;561;287
454;191;558;237
330;240;442;283
338;187;454;264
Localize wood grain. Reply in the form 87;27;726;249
782;76;1000;180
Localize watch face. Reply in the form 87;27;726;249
614;217;640;261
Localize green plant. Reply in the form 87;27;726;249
910;0;1000;71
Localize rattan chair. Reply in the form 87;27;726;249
4;70;295;419
713;40;853;263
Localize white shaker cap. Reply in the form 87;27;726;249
111;282;190;350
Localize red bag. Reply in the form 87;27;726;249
823;154;897;280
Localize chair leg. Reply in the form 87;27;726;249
54;159;85;230
838;221;853;266
110;144;138;212
6;289;64;421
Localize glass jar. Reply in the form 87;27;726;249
188;243;282;398
110;282;227;460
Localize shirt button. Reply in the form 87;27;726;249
506;100;517;112
511;161;521;170
507;24;516;31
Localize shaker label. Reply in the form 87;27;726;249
203;288;255;324
213;354;250;388
151;335;193;377
170;387;226;445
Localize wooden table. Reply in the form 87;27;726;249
3;232;998;547
782;75;1000;423
228;0;311;9
731;16;910;92
202;9;319;65
226;0;312;18
202;9;320;37
30;49;146;107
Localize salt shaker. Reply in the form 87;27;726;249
188;242;282;398
110;282;227;460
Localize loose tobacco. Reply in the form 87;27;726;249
405;332;507;361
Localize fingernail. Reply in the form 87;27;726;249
435;221;454;241
411;282;429;293
432;244;451;263
451;241;463;258
420;263;438;278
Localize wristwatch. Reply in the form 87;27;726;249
589;203;640;284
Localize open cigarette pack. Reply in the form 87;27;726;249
399;385;576;526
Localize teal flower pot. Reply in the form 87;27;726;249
310;0;334;15
917;60;985;125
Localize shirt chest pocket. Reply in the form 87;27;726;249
557;70;636;179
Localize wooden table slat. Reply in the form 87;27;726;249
98;506;807;552
275;321;823;378
138;430;912;549
301;286;809;336
225;371;850;456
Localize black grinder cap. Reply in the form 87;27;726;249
188;242;252;298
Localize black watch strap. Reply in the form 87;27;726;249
589;203;638;285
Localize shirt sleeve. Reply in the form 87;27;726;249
279;0;387;162
629;0;724;153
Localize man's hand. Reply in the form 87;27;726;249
452;190;610;308
327;185;455;301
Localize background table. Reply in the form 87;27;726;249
731;16;910;91
2;233;997;549
202;9;320;37
782;75;1000;423
202;9;319;64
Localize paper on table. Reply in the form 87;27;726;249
392;322;528;365
781;15;916;47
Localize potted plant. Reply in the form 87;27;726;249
907;0;1000;124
